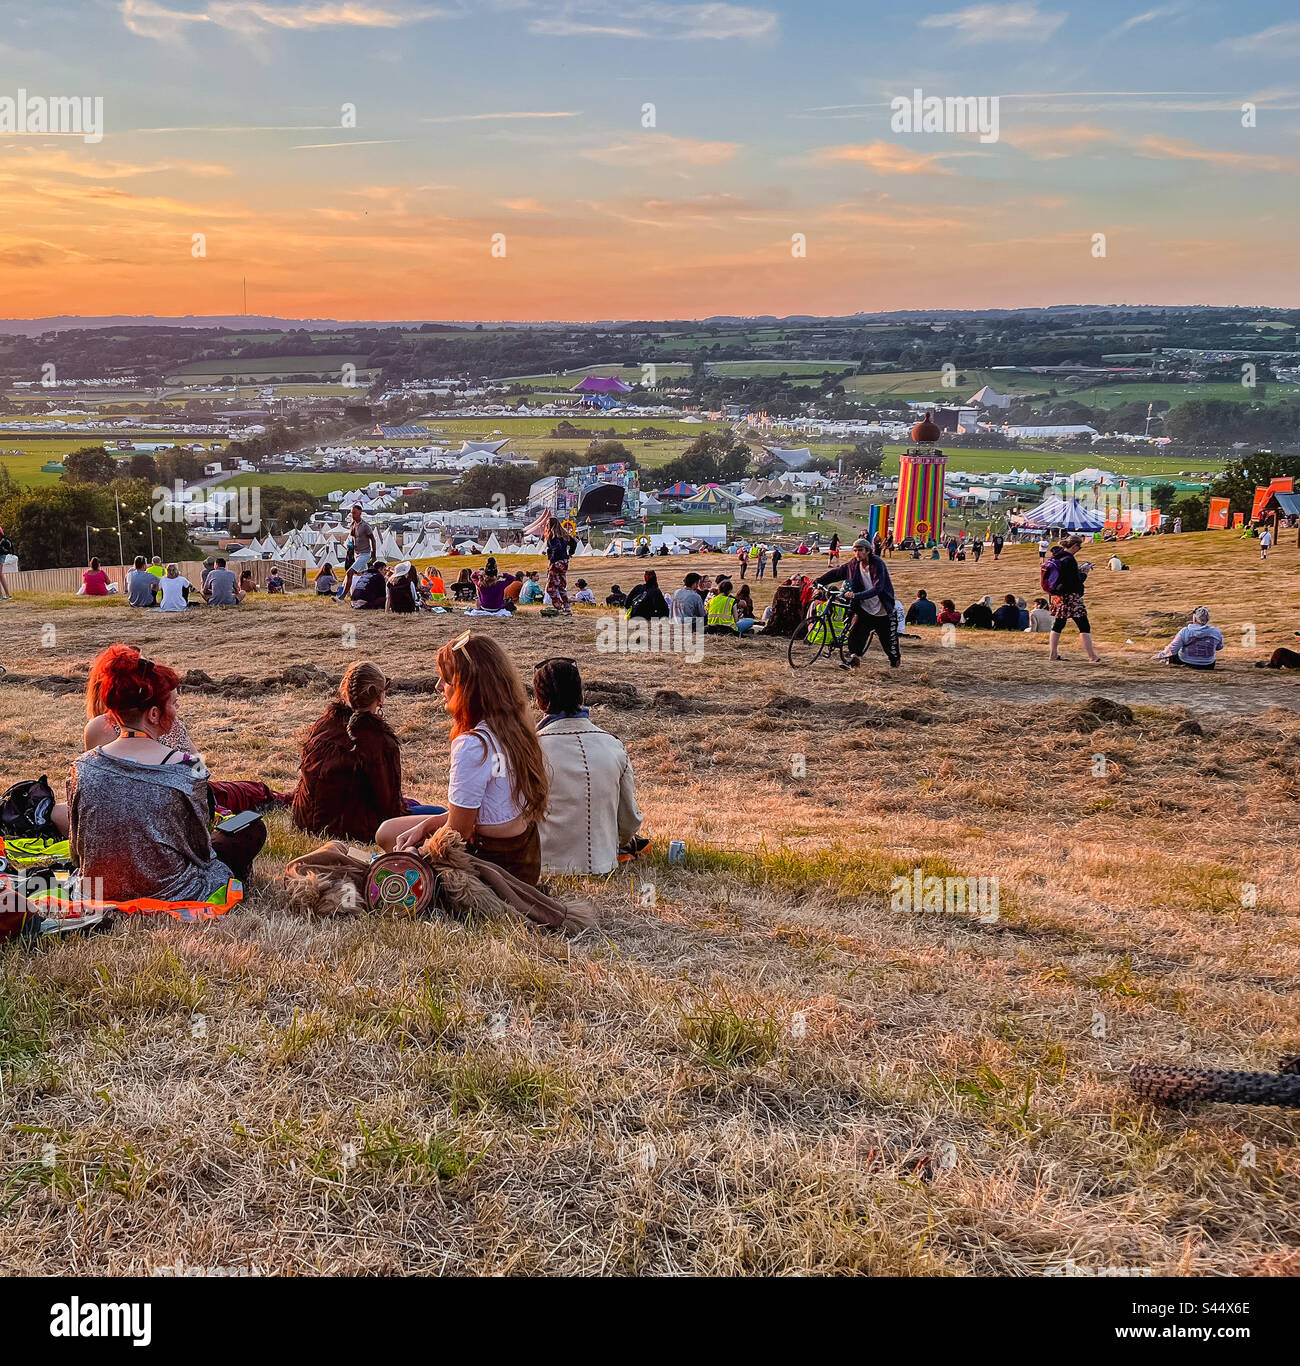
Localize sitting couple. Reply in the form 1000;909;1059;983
337;636;642;884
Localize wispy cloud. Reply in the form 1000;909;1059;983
1224;21;1300;58
1105;5;1188;41
1003;122;1299;173
921;3;1065;43
122;0;449;44
421;111;582;124
809;141;956;175
583;132;739;166
291;138;410;148
530;3;777;41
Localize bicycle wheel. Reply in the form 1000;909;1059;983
788;618;828;668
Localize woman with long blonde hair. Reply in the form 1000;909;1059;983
377;633;548;884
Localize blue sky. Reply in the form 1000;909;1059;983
1;1;1298;317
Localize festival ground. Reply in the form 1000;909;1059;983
0;532;1296;1275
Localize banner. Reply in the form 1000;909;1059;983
1207;497;1230;529
1252;478;1293;522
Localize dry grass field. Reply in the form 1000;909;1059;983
0;532;1297;1276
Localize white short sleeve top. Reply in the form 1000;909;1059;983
447;726;524;825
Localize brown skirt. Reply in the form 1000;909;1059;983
468;824;541;887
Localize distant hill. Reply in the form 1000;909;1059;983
0;305;1274;339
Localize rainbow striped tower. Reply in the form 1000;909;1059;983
866;503;892;543
893;450;947;543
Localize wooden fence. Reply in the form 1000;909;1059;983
5;558;305;595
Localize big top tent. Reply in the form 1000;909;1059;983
1018;496;1105;532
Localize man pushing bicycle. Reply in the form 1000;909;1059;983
815;537;900;670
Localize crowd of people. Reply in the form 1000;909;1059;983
40;635;647;916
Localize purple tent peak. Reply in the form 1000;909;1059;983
572;375;632;394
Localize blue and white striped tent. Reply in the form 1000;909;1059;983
1019;496;1105;532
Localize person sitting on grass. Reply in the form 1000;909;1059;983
670;572;705;622
239;570;257;596
66;644;266;900
1156;606;1224;669
509;570;540;605
1025;597;1054;632
315;564;338;596
376;633;549;886
204;557;244;606
157;563;192;612
384;561;419;614
126;555;157;608
266;569;285;594
532;657;645;876
467;563;513;616
451;567;477;602
293;662;442;842
962;596;994;629
625;569;670;620
992;594;1021;630
937;598;961;625
605;583;627;608
81;557;110;596
905;589;937;626
704;579;754;636
573;578;596;605
735;582;756;626
351;559;388;610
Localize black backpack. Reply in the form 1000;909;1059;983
0;776;62;841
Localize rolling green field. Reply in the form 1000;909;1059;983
1068;380;1300;409
166;355;376;383
842;368;1300;411
504;359;853;390
503;365;688;390
842;369;1042;403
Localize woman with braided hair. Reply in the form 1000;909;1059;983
292;662;441;842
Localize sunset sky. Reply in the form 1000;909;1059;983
2;0;1299;320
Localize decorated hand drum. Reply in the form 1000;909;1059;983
365;853;437;918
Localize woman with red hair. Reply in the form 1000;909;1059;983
66;644;265;902
376;632;549;884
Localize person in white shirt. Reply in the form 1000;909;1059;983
156;564;191;612
532;658;643;876
1259;528;1273;560
1037;538;1050;559
376;633;548;884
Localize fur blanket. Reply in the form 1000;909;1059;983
283;829;595;936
